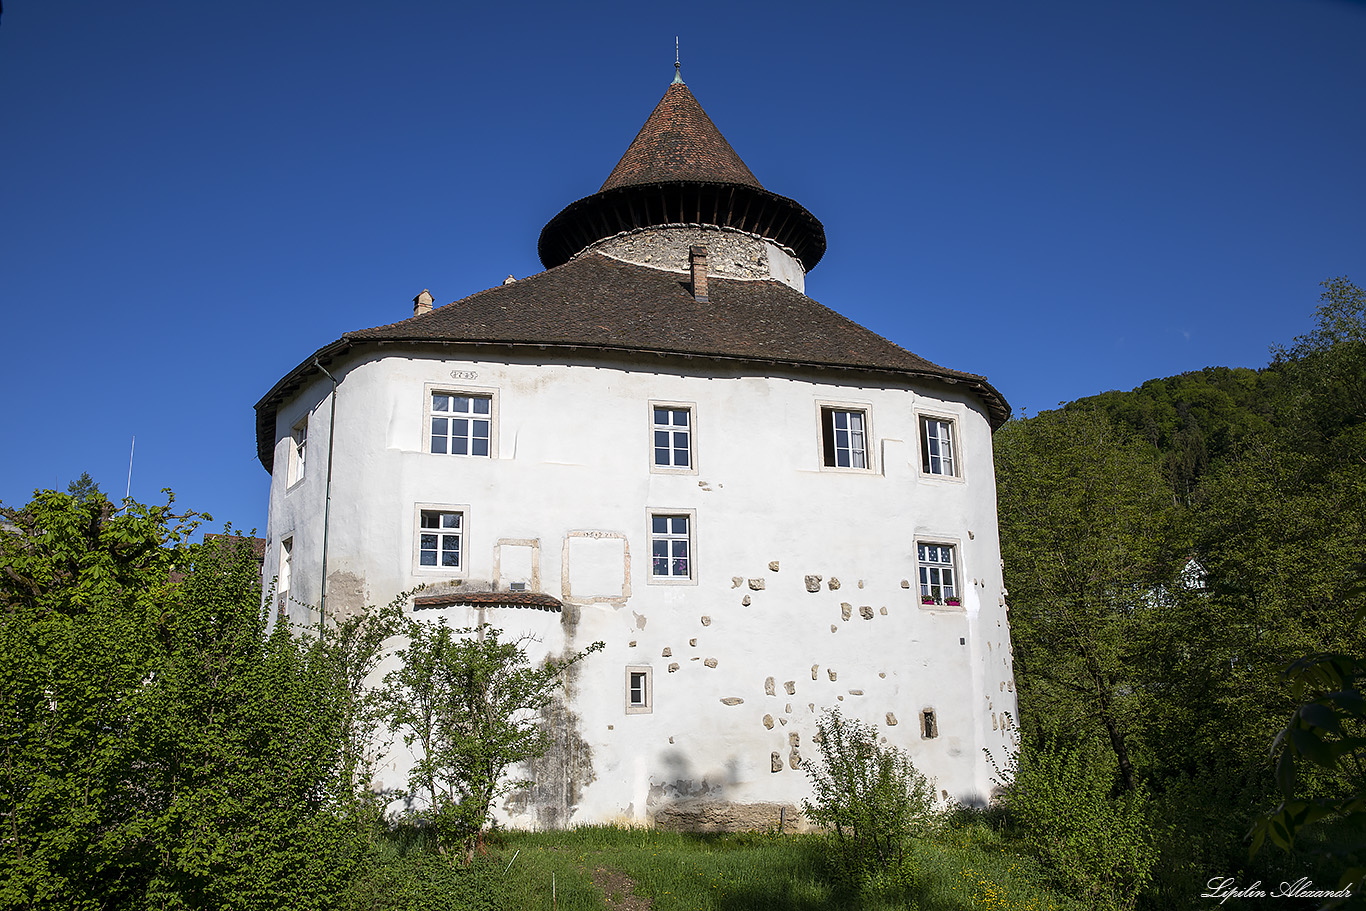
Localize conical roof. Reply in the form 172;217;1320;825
599;82;762;191
538;78;825;272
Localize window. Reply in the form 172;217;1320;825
921;708;938;739
651;405;693;470
918;543;960;606
649;513;692;581
625;666;653;714
288;418;307;486
820;406;869;469
278;537;293;610
418;510;463;569
430;393;491;456
920;416;957;477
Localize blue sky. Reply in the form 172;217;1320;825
2;0;1364;534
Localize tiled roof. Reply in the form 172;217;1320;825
254;254;1010;471
412;591;563;611
599;83;762;191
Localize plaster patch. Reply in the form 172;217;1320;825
633;611;647;629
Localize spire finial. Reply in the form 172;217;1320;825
673;37;684;84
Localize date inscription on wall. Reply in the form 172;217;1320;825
449;370;479;380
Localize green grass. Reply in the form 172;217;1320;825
448;816;1086;911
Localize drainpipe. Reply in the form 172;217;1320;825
314;358;339;629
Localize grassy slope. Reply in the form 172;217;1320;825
484;821;1084;911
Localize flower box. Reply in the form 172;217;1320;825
921;595;936;605
944;597;962;606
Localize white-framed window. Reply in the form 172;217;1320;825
918;543;960;606
648;511;694;582
287;417;307;486
651;403;695;471
428;391;493;457
919;415;958;477
278;536;293;611
820;405;871;470
625;666;653;714
416;508;464;571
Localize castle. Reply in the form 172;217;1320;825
255;67;1017;828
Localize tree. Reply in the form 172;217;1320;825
64;472;102;504
801;707;938;882
378;618;603;859
0;489;388;910
994;408;1181;791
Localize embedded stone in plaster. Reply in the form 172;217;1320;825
811;665;819;680
763;714;774;729
788;749;801;770
901;580;910;589
662;647;672;657
768;561;779;572
828;577;841;590
785;703;792;713
804;575;822;592
765;677;775;696
732;577;743;588
879;606;888;616
668;663;680;673
748;578;765;590
704;658;718;668
830;625;837;633
771;752;782;772
858;580;865;589
629;640;637;647
700;615;711;626
848;690;864;696
784;681;796;695
789;732;800;748
886;713;898;726
689;638;697;647
840;602;852;621
742;595;751;606
837;695;844;701
779;717;788;725
878;672;886;678
721;697;743;705
859;605;874;620
828;670;838;681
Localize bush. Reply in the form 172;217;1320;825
801;707;939;885
1000;736;1157;911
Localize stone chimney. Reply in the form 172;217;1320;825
413;289;434;317
690;246;709;302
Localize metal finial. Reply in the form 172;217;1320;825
673;37;683;84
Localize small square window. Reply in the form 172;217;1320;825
920;416;957;477
649;513;693;581
626;666;653;714
418;510;463;569
918;543;960;606
430;393;492;457
651;405;693;470
288;418;307;486
821;406;869;469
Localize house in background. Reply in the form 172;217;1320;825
254;67;1017;829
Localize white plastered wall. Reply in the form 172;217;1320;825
263;349;1019;826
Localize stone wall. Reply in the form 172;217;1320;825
586;225;806;292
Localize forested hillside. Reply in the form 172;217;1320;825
995;277;1366;907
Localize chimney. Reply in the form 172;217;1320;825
413;289;434;317
689;246;709;301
